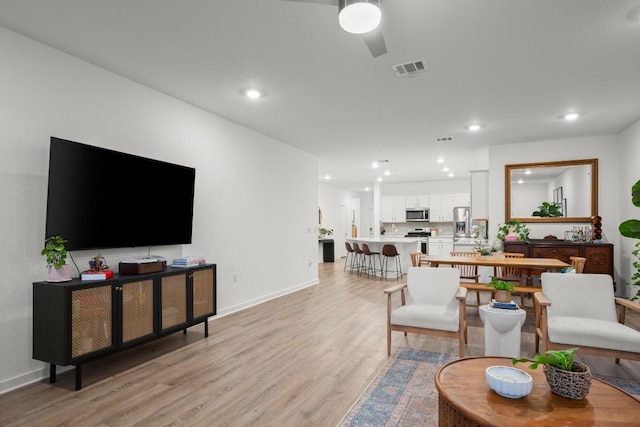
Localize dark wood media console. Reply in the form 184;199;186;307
33;264;216;390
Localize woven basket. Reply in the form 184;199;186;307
543;362;592;400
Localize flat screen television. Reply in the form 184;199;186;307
45;137;196;251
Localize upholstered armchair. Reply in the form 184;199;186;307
385;267;467;356
535;272;640;363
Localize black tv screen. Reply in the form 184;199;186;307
45;137;196;251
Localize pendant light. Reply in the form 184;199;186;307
338;0;381;34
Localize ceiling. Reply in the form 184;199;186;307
1;0;639;192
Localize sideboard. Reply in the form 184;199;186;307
503;240;613;278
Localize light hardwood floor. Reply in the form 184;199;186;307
1;262;639;426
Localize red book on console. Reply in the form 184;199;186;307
81;270;114;281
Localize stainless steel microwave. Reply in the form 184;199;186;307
406;208;429;222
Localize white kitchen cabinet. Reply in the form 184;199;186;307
429;193;470;222
405;194;429;209
428;237;453;256
382;195;407;223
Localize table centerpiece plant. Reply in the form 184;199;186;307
512;348;591;400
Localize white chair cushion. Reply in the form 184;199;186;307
548;316;640;353
541;273;618;322
391;304;459;332
406;267;460;305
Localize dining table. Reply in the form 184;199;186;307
421;254;570;286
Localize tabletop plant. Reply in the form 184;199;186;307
512;348;578;371
41;235;68;269
619;178;640;301
496;220;530;243
486;277;515;292
319;227;334;237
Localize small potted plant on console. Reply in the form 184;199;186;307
41;235;72;282
512;348;591;400
486;277;515;302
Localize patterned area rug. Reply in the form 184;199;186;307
338;349;640;427
338;349;454;427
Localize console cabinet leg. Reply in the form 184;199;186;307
204;320;209;337
49;364;56;383
75;365;82;391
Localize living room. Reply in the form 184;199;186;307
1;1;640;424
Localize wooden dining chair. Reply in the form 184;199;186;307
450;251;482;306
570;256;586;273
493;252;525;305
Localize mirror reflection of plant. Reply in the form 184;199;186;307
619;179;640;301
532;201;563;217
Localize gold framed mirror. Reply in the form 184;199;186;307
505;159;598;223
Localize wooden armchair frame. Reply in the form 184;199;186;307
535;292;640;362
385;283;468;356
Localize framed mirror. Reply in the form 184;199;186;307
505;159;598;223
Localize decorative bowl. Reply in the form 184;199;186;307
486;365;533;399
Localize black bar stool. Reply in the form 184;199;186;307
381;244;402;281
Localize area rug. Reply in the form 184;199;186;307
338;349;640;427
338;348;454;427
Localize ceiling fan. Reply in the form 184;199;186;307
282;0;387;58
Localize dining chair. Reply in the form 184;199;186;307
570;256;586;273
449;251;482;306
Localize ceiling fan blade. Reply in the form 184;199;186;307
362;26;387;58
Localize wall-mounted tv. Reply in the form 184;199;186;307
45;137;196;251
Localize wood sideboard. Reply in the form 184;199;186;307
503;240;613;278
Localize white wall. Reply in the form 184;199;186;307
0;27;319;393
618;119;640;298
487;135;622;284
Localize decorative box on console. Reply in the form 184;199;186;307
119;260;166;275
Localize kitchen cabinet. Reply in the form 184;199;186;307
33;264;216;390
405;195;429;209
382;195;407;222
428;237;454;256
429;193;470;222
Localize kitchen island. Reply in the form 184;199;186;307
346;237;421;275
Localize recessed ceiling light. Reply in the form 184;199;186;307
437;157;445;164
371;161;379;168
365;187;370;191
466;123;483;132
377;177;383;182
448;172;455;178
525;170;532;175
518;179;524;184
442;166;449;172
384;170;390;176
562;112;581;121
241;87;267;99
324;174;331;180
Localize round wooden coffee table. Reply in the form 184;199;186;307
435;357;640;426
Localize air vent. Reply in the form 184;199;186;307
392;59;427;77
436;137;453;142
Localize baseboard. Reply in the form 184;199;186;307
0;365;73;395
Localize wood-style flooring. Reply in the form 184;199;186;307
1;261;639;426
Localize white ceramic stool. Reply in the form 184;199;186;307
479;304;526;358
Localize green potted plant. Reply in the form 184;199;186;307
486;277;515;302
532;201;563;217
319;227;334;239
496;220;530;243
512;348;591;400
41;235;71;282
619;179;640;301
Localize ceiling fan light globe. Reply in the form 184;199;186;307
339;2;381;34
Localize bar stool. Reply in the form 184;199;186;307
344;242;357;272
352;242;366;275
381;244;402;281
361;243;382;278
